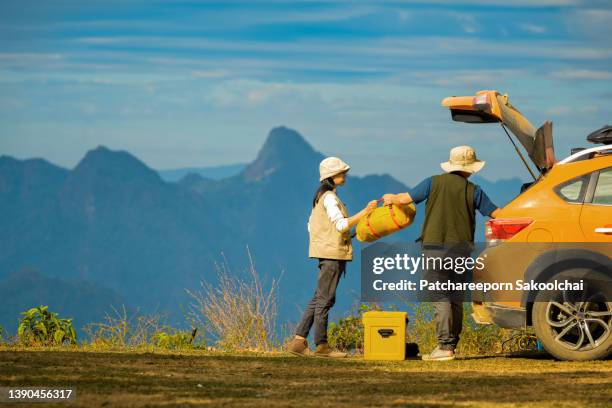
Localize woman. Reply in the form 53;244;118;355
286;157;377;357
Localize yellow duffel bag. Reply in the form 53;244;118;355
356;201;416;242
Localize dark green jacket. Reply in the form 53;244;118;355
420;173;475;245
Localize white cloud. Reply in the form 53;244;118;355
569;9;612;41
392;0;582;5
546;105;600;115
0;53;62;62
205;80;292;108
397;10;411;22
79;103;98;115
418;69;524;87
553;69;612;80
519;24;547;34
447;12;479;34
68;35;612;64
34;5;378;33
546;106;572;115
572;9;612;23
191;70;230;79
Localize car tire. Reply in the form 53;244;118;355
532;272;612;361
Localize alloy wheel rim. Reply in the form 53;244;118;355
546;301;612;351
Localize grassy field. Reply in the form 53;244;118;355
0;349;611;407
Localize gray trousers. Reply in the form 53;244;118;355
422;247;469;351
295;259;345;345
434;300;463;350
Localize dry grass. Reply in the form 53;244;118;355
0;349;610;407
82;306;198;350
187;250;280;352
83;305;162;348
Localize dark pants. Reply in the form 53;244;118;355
422;247;469;351
295;259;345;345
433;300;463;351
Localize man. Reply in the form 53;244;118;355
383;145;499;361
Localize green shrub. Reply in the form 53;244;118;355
405;303;437;353
17;306;76;346
330;303;533;356
407;303;534;356
152;328;198;350
327;314;361;352
328;304;381;352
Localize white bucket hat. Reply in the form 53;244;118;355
440;146;485;174
319;157;350;181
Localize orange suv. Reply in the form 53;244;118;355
443;91;611;360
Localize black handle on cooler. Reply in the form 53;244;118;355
377;328;394;338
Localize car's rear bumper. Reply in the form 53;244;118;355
472;302;527;329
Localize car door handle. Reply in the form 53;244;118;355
594;227;612;234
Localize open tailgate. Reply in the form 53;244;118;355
442;90;555;173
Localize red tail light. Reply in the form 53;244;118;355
485;218;533;242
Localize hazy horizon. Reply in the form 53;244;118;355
2;127;528;187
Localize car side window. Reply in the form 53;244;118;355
592;168;612;205
556;175;588;203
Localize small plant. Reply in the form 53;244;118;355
501;329;538;353
152;328;198;350
328;304;381;352
17;306;77;346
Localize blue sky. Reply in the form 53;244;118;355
0;0;611;185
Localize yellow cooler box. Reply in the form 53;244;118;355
363;311;407;361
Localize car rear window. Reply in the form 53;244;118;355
556;175;589;203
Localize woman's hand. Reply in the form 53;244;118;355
347;200;380;230
366;199;378;212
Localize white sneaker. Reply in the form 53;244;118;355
421;346;455;361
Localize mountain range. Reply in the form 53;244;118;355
159;164;246;182
0;126;522;335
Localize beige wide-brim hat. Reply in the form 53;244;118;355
319;157;350;181
440;145;485;174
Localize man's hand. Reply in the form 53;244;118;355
382;194;396;206
384;192;413;206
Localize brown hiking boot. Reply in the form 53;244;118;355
285;337;311;357
314;343;347;358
